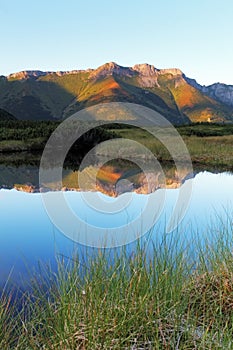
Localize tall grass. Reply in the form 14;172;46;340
0;225;233;349
112;128;233;169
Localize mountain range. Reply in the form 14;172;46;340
1;62;233;124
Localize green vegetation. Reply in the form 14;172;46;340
111;124;233;170
0;120;115;155
0;121;232;169
181;135;233;168
177;122;233;136
0;78;75;120
0;138;46;152
0;225;233;349
0;120;59;141
0;120;59;152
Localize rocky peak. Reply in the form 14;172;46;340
89;62;135;79
7;70;48;80
133;63;158;76
159;68;183;76
132;63;159;88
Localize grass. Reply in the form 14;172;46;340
0;225;233;349
0;138;46;152
111;126;233;170
0;122;232;169
182;135;233;167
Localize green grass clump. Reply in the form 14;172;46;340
0;228;233;349
0;294;15;348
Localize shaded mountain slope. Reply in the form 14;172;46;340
0;108;16;120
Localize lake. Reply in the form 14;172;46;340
0;164;232;289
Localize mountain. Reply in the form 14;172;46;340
0;108;16;120
0;62;233;124
186;77;233;107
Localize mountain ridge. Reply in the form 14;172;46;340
3;63;185;83
0;62;233;124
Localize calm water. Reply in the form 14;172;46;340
0;171;233;289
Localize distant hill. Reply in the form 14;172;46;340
0;108;16;120
0;62;233;124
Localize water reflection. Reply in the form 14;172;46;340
0;171;232;289
1;152;231;195
0;152;213;195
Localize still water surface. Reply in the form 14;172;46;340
0;171;232;288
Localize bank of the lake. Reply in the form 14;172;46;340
111;124;233;170
0;122;233;170
0;172;232;348
1;226;233;349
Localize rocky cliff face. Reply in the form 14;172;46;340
185;77;233;107
202;83;233;107
132;64;159;87
89;62;184;88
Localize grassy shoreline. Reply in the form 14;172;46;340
111;127;233;170
1;122;233;348
0;123;232;169
1;227;233;349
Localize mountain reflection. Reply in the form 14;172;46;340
0;154;196;196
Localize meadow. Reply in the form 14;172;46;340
110;123;233;170
0;121;232;170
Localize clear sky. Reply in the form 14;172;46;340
0;0;232;85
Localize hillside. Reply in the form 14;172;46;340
0;63;233;124
0;108;16;120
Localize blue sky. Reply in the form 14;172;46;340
0;0;232;85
